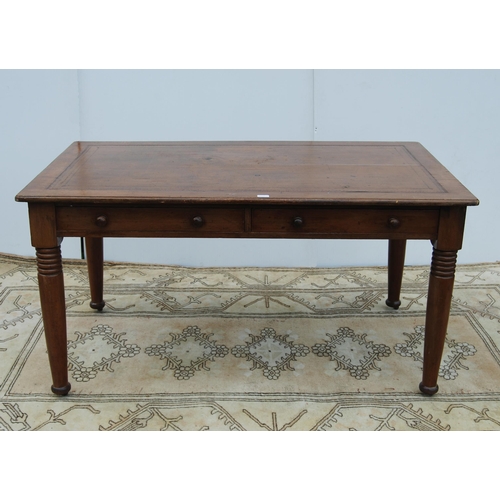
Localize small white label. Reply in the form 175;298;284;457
257;194;270;198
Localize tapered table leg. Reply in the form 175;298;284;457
386;239;406;309
85;237;105;311
419;246;458;395
36;246;71;396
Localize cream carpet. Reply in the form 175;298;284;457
1;252;500;431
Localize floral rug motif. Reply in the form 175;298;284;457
68;324;141;382
232;327;310;380
145;325;229;380
312;326;391;380
1;252;500;431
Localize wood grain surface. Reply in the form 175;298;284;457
16;142;479;206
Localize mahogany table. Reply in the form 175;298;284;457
16;142;478;396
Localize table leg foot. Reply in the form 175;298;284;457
51;383;72;396
90;300;105;311
387;239;406;310
419;382;439;396
385;298;401;309
421;247;458;396
85;237;105;312
36;246;70;396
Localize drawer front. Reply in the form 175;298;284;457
251;207;439;237
56;206;246;236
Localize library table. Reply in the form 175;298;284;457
15;142;479;396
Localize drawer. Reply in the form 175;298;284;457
56;206;246;236
251;207;439;238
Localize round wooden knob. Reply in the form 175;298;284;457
95;215;108;227
192;216;204;227
388;217;401;229
292;216;304;228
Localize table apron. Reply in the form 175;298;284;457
55;205;440;240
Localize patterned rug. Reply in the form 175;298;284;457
1;251;500;431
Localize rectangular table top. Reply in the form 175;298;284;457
16;141;479;206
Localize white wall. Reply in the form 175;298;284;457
1;70;496;267
78;70;314;140
0;70;82;258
